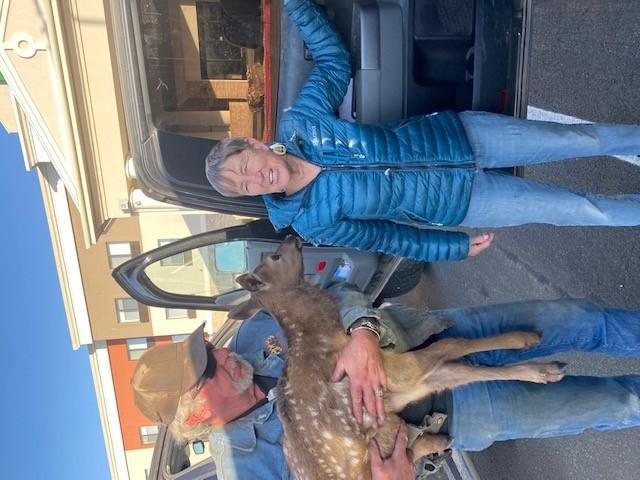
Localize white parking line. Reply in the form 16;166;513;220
527;106;640;166
449;450;481;480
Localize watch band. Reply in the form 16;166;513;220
348;317;381;338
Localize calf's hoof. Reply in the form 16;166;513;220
531;361;567;383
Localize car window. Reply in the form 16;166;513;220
142;239;285;309
214;241;246;273
136;0;265;140
144;240;250;298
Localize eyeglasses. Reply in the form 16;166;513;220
190;376;208;400
190;344;218;400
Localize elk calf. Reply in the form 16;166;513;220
229;235;565;480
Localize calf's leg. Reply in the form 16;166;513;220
385;331;543;392
386;361;566;412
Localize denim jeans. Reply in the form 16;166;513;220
458;111;640;227
429;299;640;450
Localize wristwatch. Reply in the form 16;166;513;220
347;317;381;339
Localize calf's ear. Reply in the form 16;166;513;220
228;299;261;320
236;273;266;292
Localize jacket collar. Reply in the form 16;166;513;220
264;131;329;228
263;187;308;229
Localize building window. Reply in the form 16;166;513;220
166;308;188;319
127;338;153;361
158;239;192;266
116;298;140;323
140;425;160;445
107;242;133;269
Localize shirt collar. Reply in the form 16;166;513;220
209;399;277;451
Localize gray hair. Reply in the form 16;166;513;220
205;137;251;197
169;391;215;443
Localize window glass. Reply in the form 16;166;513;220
171;334;189;343
117;298;140;322
107;242;133;269
136;0;265;139
145;240;249;297
214;241;246;272
140;425;160;445
127;338;151;360
158;239;190;266
192;440;206;455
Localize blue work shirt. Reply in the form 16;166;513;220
207;311;293;480
205;285;449;479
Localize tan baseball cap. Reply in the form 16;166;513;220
131;323;208;424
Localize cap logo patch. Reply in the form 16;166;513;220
264;335;284;356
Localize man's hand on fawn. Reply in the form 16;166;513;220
370;423;416;480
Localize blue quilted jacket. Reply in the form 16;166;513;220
265;0;476;262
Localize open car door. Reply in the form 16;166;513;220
111;219;410;313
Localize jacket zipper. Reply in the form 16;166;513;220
289;131;475;171
309;162;473;227
312;160;476;172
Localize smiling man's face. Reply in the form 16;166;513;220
185;348;257;426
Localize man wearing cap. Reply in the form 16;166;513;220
132;287;640;480
132;309;412;479
133;316;296;479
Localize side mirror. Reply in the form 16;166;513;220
192;440;206;455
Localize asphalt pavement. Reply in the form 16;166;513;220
406;1;640;479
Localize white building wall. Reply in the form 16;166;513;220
125;448;154;480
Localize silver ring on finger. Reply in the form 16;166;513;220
374;388;384;397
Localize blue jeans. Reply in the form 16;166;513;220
458;111;640;227
430;299;640;450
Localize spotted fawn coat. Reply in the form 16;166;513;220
230;236;566;480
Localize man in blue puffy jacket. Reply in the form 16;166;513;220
205;0;640;263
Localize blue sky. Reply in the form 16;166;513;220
0;128;110;478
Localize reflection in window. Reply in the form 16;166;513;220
140;425;160;445
136;0;264;139
197;2;246;80
116;298;140;323
127;338;153;360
